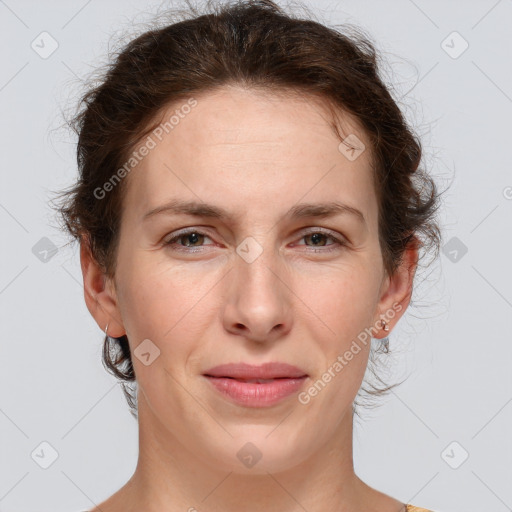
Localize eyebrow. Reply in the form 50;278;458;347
142;198;367;226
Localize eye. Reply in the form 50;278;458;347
293;229;347;253
163;229;214;252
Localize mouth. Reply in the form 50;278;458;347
203;376;306;383
202;361;308;380
201;363;308;407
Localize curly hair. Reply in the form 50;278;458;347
51;0;444;420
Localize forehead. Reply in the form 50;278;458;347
122;85;376;228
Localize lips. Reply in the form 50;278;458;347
203;362;308;380
202;362;309;407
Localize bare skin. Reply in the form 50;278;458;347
81;85;417;512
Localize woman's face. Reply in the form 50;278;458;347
85;85;414;474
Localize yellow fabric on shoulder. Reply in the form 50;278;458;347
406;505;435;512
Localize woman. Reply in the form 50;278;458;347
54;1;443;510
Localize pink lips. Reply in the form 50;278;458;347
203;362;308;407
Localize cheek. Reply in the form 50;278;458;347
294;262;380;344
295;268;378;413
116;258;220;354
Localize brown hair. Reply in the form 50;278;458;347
51;0;444;419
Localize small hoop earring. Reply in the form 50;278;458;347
105;322;110;337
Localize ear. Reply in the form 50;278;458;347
372;239;419;339
80;235;125;338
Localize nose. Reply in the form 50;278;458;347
222;243;293;345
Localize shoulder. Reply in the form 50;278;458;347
406;505;438;512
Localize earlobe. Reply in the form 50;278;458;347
80;237;125;338
374;242;419;338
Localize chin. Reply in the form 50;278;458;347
198;425;309;475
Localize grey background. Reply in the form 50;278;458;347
1;0;511;511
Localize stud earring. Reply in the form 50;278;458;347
380;319;390;332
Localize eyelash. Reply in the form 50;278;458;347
162;228;347;254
